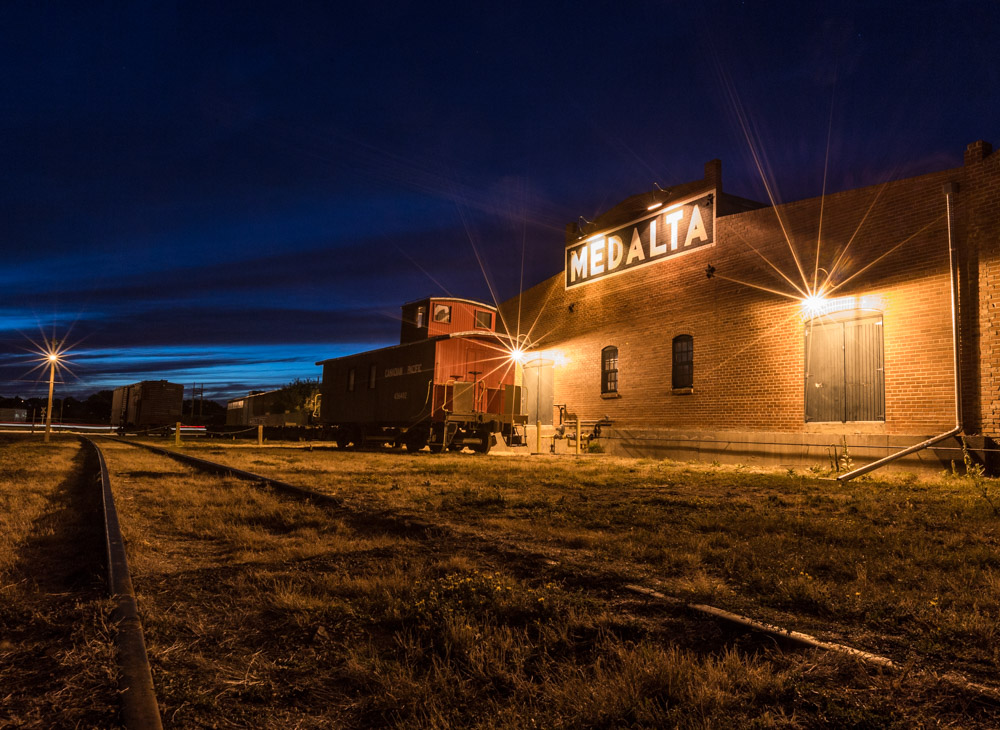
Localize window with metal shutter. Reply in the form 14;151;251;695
804;312;884;422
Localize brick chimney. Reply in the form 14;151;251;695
965;140;993;165
704;158;722;192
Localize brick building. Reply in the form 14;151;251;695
501;140;999;473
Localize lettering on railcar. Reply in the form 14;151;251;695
385;363;423;378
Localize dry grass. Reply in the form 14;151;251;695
84;438;1000;727
0;434;119;728
174;444;1000;687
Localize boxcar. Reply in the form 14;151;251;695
111;380;184;429
317;297;526;452
226;386;320;427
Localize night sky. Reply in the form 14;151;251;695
2;1;997;402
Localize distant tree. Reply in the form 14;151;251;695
183;398;227;426
82;390;113;422
270;378;318;413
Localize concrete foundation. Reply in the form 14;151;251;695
599;428;998;476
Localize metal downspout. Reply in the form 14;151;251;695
837;183;962;481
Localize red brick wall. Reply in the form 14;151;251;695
502;151;997;439
963;141;1000;435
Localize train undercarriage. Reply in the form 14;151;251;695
332;413;526;454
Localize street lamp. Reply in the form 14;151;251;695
44;350;59;443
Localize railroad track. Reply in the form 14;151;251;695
106;437;1000;712
0;436;161;729
83;437;162;729
19;432;988;730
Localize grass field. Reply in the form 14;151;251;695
0;436;118;728
115;439;1000;727
3;434;1000;727
178;443;1000;678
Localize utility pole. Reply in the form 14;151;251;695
44;342;60;443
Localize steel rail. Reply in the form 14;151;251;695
112;438;1000;706
113;438;344;508
81;437;163;730
112;438;440;537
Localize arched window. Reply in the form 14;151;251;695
672;335;693;389
601;346;619;394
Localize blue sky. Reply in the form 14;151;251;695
2;1;998;401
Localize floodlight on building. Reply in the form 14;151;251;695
802;294;827;318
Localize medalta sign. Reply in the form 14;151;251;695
564;191;715;289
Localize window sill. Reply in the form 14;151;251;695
601;392;621;399
671;387;694;395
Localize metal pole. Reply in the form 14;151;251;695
535;364;541;454
44;359;55;443
575;418;581;456
838;183;963;481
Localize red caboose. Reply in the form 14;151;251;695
317;297;527;452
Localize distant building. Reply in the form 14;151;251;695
226;384;320;427
111;380;184;428
0;408;27;422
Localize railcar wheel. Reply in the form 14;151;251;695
428;424;447;453
404;428;428;452
336;426;364;449
473;427;493;454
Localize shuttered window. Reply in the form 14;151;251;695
804;311;884;422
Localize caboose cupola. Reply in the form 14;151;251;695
399;297;499;344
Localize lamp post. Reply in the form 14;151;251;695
44;351;58;443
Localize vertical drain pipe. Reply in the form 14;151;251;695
838;183;962;481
